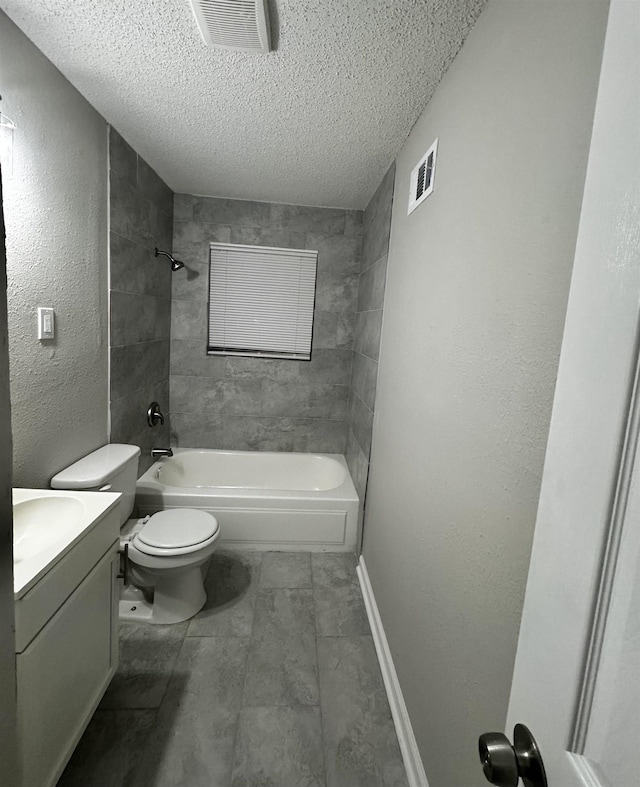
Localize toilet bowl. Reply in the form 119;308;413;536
51;443;221;624
120;509;220;624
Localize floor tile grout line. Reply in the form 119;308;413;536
184;632;252;639
152;623;190;713
311;553;330;787
241;552;263;666
229;637;253;786
94;706;161;713
240;701;322;709
231;551;264;782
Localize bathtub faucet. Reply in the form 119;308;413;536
151;447;173;459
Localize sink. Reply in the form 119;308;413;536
13;496;86;564
12;488;122;600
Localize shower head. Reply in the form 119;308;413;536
155;248;185;272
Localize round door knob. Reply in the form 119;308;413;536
479;725;548;787
478;732;519;787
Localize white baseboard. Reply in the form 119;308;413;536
357;556;430;787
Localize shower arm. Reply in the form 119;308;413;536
154;247;185;271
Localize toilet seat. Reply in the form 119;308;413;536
133;509;219;557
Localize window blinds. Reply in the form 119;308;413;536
208;242;318;360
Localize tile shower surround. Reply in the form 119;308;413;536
109;128;174;474
58;550;409;787
170;195;363;454
108;141;391;475
346;163;395;508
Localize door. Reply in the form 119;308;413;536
500;1;640;785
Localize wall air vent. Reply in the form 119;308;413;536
189;0;271;53
408;138;438;215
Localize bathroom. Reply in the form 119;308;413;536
2;1;635;786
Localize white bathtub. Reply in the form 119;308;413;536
135;449;359;551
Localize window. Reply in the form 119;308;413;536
208;242;318;360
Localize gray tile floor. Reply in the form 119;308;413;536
58;550;409;787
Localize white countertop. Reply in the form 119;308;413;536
12;488;121;599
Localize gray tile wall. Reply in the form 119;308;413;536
109;128;174;475
170;195;363;453
346;163;395;525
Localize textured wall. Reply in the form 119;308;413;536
109;128;173;476
361;1;609;785
0;164;18;785
346;163;395;532
170;196;361;453
1;13;109;488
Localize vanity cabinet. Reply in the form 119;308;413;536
14;497;120;787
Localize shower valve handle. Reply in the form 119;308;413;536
147;402;164;427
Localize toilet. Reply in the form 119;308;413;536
51;443;220;624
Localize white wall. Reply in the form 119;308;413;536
0;12;108;488
362;1;609;784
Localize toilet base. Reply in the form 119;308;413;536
118;566;208;624
119;597;155;623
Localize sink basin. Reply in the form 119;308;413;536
13;496;86;564
12;488;122;599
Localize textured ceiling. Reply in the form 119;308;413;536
0;0;486;208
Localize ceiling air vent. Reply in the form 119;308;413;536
408;138;438;215
189;0;271;53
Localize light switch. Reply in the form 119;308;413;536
38;307;55;340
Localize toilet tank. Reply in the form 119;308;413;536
51;444;141;526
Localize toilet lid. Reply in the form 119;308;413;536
136;509;219;550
